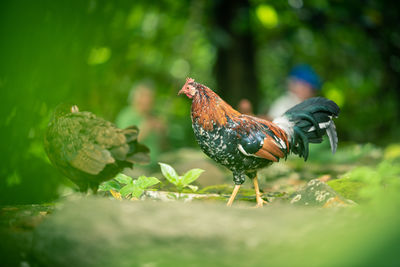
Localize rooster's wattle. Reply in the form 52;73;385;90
179;78;340;207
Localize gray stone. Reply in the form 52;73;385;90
289;179;353;207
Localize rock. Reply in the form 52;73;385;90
30;198;400;267
289;179;353;207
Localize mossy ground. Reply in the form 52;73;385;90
327;178;366;203
2;143;400;266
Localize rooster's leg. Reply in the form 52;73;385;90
253;177;267;207
226;185;241;207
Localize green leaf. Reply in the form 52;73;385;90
186;185;198;192
114;173;133;184
135;176;160;189
119;176;160;199
130;187;145;199
159;162;179;185
99;180;121;192
120;182;134;198
182;168;204;186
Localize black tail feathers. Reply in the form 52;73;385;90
280;97;340;160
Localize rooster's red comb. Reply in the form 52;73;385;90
186;77;195;83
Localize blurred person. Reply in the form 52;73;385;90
268;64;322;119
116;82;166;165
238;98;254;115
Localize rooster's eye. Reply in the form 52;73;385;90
187;87;189;89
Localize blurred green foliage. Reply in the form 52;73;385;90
329;158;400;204
1;0;399;204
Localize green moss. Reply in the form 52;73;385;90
193;196;227;202
384;143;400;160
327;178;366;203
198;184;234;194
198;184;256;197
240;189;260;197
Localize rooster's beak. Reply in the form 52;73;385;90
178;88;185;96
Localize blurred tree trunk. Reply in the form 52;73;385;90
370;0;400;120
211;0;259;113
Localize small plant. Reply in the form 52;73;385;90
158;162;204;196
99;173;160;200
99;163;204;201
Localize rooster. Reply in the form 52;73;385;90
44;104;149;193
179;78;340;207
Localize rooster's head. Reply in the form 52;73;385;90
178;77;197;99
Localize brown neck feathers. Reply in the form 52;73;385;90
191;85;240;131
